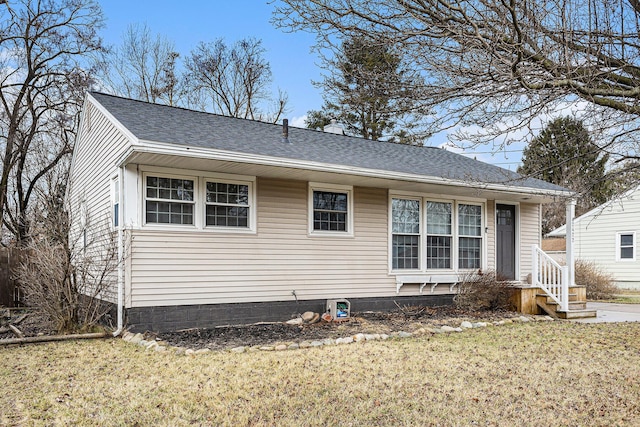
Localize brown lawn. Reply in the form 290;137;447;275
2;321;640;426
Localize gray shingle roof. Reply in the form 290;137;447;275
90;92;568;193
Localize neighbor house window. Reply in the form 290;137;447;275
426;201;452;269
618;232;635;261
205;181;250;228
391;198;421;269
145;175;195;225
458;204;482;269
309;184;353;235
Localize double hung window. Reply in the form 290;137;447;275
391;199;421;269
145;176;195;225
618;232;635;261
309;184;353;235
426;201;452;269
458;204;482;269
205;182;250;228
143;171;255;231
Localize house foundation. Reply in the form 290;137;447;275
125;294;455;333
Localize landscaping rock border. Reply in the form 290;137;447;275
119;314;555;356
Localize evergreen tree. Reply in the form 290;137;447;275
518;117;611;233
307;35;428;144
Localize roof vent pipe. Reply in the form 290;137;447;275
282;118;290;143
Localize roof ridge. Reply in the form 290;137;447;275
88;91;446;150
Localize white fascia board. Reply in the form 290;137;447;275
122;139;574;199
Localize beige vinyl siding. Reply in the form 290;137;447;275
67;99;132;303
486;201;496;270
573;192;640;284
129;179;393;307
519;203;541;282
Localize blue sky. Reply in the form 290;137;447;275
99;0;323;127
98;0;529;169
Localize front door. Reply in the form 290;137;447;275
496;204;516;280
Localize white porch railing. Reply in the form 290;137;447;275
532;245;569;311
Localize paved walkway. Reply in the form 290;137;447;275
572;302;640;323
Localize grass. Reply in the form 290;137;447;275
598;290;640;304
2;322;640;426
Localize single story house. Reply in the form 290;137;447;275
68;92;577;332
548;184;640;289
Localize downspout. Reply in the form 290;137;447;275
113;165;125;337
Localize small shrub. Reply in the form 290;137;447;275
454;270;516;311
575;260;618;300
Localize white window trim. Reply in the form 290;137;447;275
389;196;423;271
457;202;484;271
616;231;636;262
143;171;197;228
308;182;354;237
388;192;486;274
202;175;256;233
139;166;257;233
426;199;455;271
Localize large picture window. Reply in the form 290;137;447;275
390;195;484;273
392;198;420;269
205;182;250;228
145;176;194;225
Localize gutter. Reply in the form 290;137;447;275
118;141;575;200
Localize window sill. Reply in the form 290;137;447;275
139;224;257;234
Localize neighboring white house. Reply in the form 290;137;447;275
68;92;575;332
548;185;640;289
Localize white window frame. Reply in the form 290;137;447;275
390;197;422;271
143;172;197;228
426;199;454;271
203;175;256;232
617;231;636;261
308;182;354;237
457;202;484;270
388;192;486;274
139;166;257;233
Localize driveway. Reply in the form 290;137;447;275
572;302;640;323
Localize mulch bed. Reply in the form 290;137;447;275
2;306;522;350
155;306;520;351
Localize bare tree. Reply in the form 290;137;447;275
273;1;640;164
15;195;122;333
0;0;104;244
104;23;182;106
184;37;288;122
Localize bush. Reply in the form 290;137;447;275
453;270;516;311
575;260;618;300
14;205;120;334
